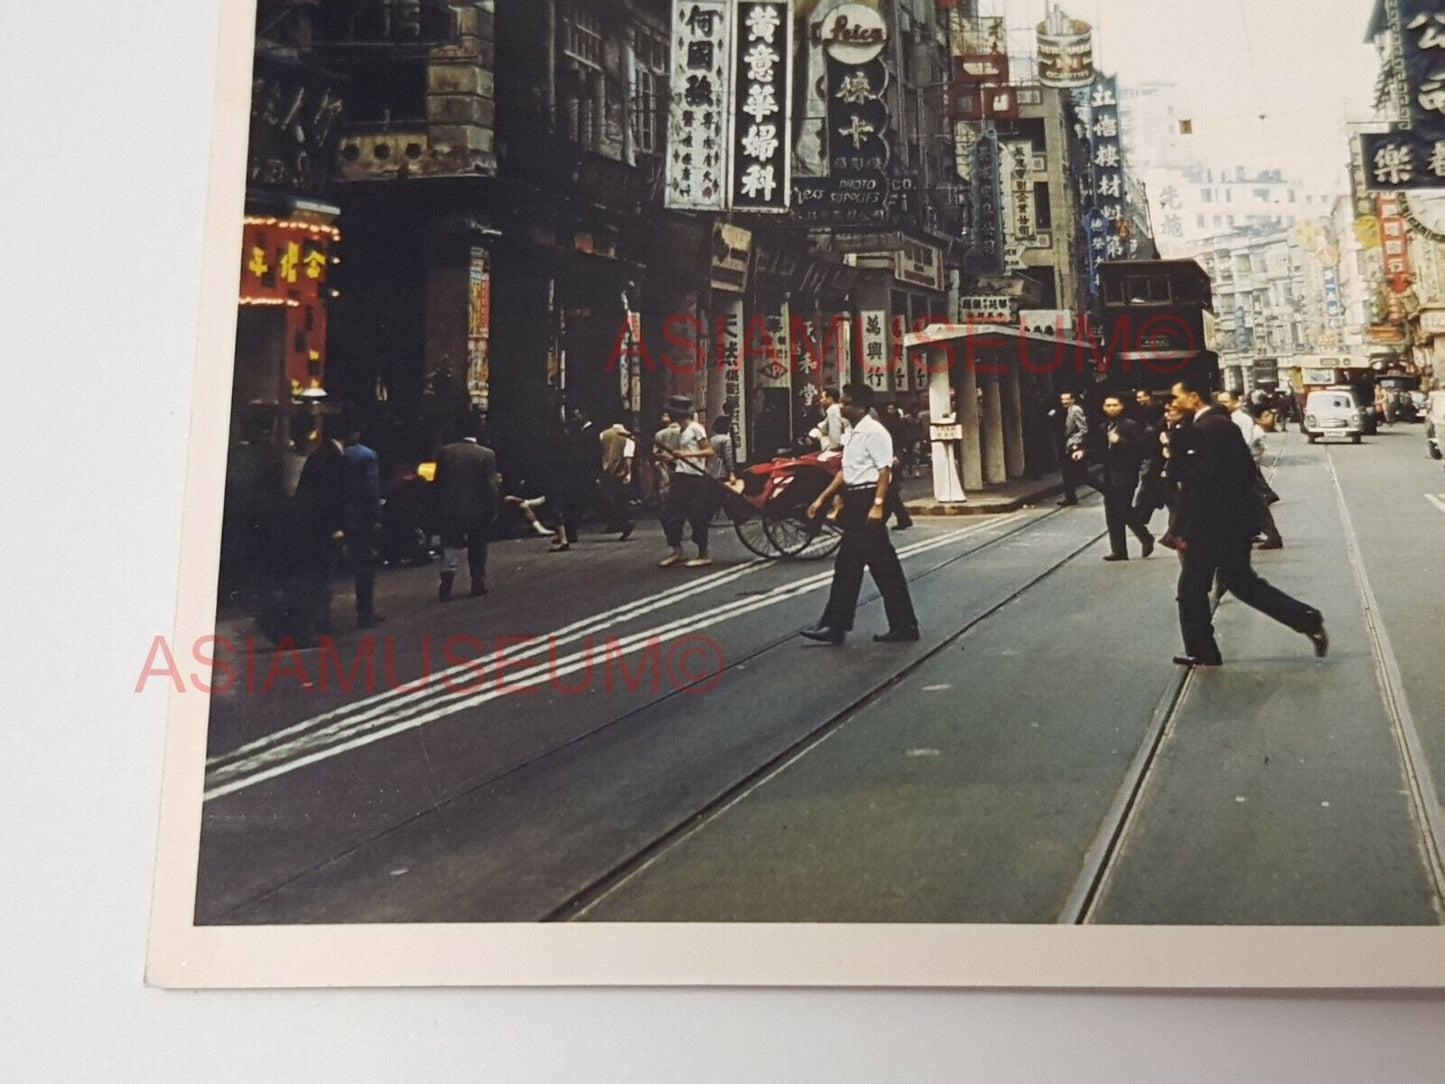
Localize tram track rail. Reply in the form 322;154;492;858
551;503;1110;921
213;499;1097;923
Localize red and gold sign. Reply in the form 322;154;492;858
239;216;339;387
1377;196;1414;295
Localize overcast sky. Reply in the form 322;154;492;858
979;0;1380;193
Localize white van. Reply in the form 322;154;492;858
1303;388;1364;444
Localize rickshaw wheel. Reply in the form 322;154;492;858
733;516;781;559
765;514;844;560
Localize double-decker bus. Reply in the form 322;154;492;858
1095;260;1219;396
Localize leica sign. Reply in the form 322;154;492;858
810;3;888;63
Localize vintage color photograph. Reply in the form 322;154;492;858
150;0;1445;969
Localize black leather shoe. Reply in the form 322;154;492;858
1309;623;1329;658
438;572;455;602
470;583;488;597
619;524;635;541
873;628;921;643
892;521;913;531
1141;536;1155;559
358;614;386;629
799;625;846;645
1173;655;1223;667
1103;554;1128;562
1057;498;1079;507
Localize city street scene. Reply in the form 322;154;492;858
181;0;1445;926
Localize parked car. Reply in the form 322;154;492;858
1303;388;1364;444
1427;391;1445;461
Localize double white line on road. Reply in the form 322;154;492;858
1426;493;1445;517
204;516;1025;801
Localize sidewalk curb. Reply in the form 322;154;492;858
905;481;1065;517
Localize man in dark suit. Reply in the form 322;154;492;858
1095;394;1156;561
281;418;347;646
1169;377;1328;667
432;422;499;601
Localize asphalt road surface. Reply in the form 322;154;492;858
194;424;1445;926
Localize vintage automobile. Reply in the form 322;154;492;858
1303;388;1364;445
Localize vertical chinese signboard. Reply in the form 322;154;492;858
859;310;889;393
729;1;791;212
665;2;733;211
716;296;747;461
1379;194;1415;293
467;247;490;408
969;127;1005;274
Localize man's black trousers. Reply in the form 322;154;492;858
1103;485;1152;556
819;488;919;633
1176;532;1319;661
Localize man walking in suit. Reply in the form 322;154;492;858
282;418;347;646
1054;391;1088;505
432;423;498;601
1096;395;1156;562
800;383;920;646
1169;377;1328;667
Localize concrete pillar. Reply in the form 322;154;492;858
980;372;1006;486
1003;364;1026;480
927;346;967;503
959;358;984;492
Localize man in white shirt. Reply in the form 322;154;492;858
818;386;850;452
800;383;920;645
657;395;715;568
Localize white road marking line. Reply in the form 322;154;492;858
206;558;771;770
1426;494;1445;516
204;516;1029;800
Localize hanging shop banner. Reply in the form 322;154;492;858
715;296;748;461
1322;267;1345;326
1002;141;1038;269
1084;208;1110;295
890;313;910;392
1358;129;1445;190
467;247;491;407
664;1;733;211
959;296;1016;325
791;52;894;226
1036;6;1095;89
1378;194;1416;293
729;1;792;212
969;126;1005;274
949;83;1018;122
859;310;890;392
239;217;339;388
755;304;792;388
